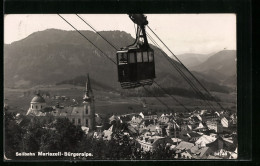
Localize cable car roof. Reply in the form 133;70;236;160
117;46;153;53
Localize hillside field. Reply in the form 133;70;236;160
4;84;236;116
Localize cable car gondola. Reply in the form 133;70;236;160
117;14;156;89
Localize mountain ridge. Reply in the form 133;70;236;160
4;29;235;96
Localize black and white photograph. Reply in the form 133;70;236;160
4;14;238;161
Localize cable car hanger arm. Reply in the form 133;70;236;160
126;14;149;49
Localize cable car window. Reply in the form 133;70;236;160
119;53;127;64
128;52;136;63
148;51;154;62
143;52;148;62
137;52;142;62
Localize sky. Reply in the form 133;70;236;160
4;14;236;55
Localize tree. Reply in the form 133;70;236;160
105;132;134;159
5;112;24;159
41;118;85;152
149;142;175;160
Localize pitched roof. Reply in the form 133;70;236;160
207;155;223;159
71;106;84;116
188;132;202;138
190;145;210;157
141;111;157;116
195;135;217;145
109;115;120;122
175;141;194;150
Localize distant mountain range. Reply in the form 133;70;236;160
4;29;236;96
191;50;236;87
178;52;215;68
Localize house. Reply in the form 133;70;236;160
230;113;237;125
206;136;225;152
95;114;103;126
174;141;194;159
139;119;154;129
178;130;190;142
195;135;217;146
136;133;173;152
206;120;223;133
158;115;173;124
201;112;220;122
179;151;192;159
109;115;120;124
103;125;114;140
139;111;157;120
193;122;206;131
130;115;143;127
207;155;223;159
200;110;207;115
221;117;229;128
189;145;213;159
180;124;192;131
165;122;178;137
190;115;202;123
213;149;237;159
171;138;182;145
175;141;194;152
154;124;168;136
187;132;202;143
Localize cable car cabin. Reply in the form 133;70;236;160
117;47;155;89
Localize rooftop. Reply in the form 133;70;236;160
31;94;45;103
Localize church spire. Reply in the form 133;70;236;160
86;74;92;95
83;74;93;103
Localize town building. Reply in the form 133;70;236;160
26;93;47;116
26;74;96;131
136;131;173;152
139;111;157;120
206;120;223;133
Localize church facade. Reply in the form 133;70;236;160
26;74;96;131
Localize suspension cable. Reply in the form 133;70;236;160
75;14;195;112
147;32;217;112
58;14;176;113
153;80;191;112
63;14;218;113
76;14;119;50
58;14;116;65
147;25;225;111
142;85;174;113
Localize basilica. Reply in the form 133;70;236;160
26;74;96;131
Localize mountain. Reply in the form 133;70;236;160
4;29;233;95
4;29;133;88
191;50;236;87
56;75;115;91
177;53;213;68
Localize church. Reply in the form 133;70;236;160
26;74;96;131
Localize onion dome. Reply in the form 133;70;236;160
31;94;45;103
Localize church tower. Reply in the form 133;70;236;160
83;74;95;131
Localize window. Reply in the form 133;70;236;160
32;105;33;109
41;105;42;109
86;119;88;127
72;118;75;124
137;52;142;62
119;53;127;64
36;105;38;109
78;119;81;125
128;52;136;63
143;52;148;62
148;51;154;62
